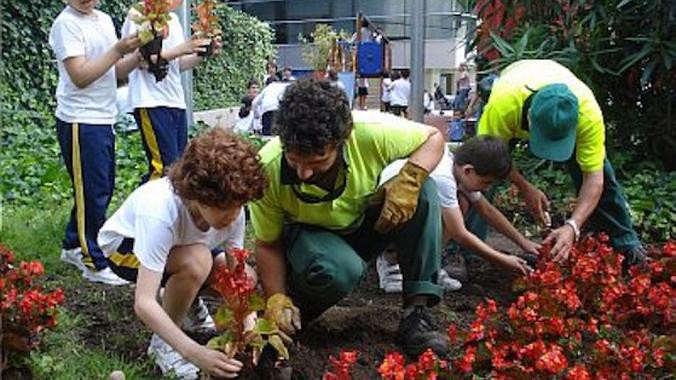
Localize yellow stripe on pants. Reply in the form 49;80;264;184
108;251;140;269
139;108;163;180
72;123;93;268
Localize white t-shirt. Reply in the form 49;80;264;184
121;13;186;109
98;178;245;273
390;78;411;107
252;81;290;116
381;78;392;102
378;147;482;209
49;6;118;124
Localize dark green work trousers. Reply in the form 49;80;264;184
284;179;443;321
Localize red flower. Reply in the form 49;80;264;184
447;324;457;343
454;345;477;373
324;350;358;380
535;344;567;374
566;364;591;380
379;352;405;380
663;241;676;257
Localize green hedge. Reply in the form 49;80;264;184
0;1;273;206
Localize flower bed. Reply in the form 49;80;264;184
327;236;674;379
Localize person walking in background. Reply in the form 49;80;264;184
381;71;392;112
246;78;260;99
252;76;291;135
264;61;279;86
49;0;142;285
356;76;369;110
390;70;411;118
282;67;296;82
453;63;471;111
122;6;220;184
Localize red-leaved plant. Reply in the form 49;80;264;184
0;244;64;372
129;0;182;44
328;235;675;379
192;0;222;39
323;350;359;380
208;248;289;364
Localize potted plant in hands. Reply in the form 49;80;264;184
208;248;292;379
128;0;181;81
191;0;222;58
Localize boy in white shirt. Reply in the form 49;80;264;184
390;70;411;118
49;0;142;285
377;136;538;293
121;7;218;183
98;128;268;379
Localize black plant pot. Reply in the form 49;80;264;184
140;34;163;63
197;40;214;58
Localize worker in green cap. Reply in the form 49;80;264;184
251;79;449;357
477;59;646;266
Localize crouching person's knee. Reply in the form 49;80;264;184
168;244;213;284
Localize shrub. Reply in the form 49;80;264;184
0;244;64;373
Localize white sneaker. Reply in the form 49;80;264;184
147;334;199;380
61;247;86;271
438;268;462;291
182;297;216;334
82;267;130;286
376;254;403;293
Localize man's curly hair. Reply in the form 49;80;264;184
275;78;352;154
168;128;267;208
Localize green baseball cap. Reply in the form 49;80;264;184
528;83;579;162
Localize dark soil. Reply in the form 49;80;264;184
60;232;524;379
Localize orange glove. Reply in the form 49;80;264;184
264;293;301;335
374;161;429;233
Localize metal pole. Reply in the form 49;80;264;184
410;0;425;122
176;1;194;127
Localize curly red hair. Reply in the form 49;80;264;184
168;128;267;207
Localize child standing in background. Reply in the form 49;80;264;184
121;6;219;183
49;0;142;285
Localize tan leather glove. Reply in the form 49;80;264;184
374;161;429;233
264;293;301;335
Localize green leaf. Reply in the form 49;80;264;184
207;334;232;351
253;318;276;335
248;293;265;312
267;335;289;360
214;305;234;328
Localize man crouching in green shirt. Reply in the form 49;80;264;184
251;79;448;356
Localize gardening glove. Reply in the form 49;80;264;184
264;293;301;335
374;161;429;233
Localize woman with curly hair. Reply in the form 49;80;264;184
97;128;267;379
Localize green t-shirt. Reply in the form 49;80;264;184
478;60;605;172
250;111;429;243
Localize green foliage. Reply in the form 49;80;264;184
299;24;349;72
193;4;275;110
0;1;274;207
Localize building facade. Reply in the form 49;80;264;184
227;0;476;94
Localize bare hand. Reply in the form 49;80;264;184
115;34;142;56
542;225;576;263
522;185;550;226
519;239;542;257
189;346;243;379
496;253;533;276
184;36;211;55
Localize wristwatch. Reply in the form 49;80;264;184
565;219;580;242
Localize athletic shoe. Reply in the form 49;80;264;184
182;297;216;335
438;268;462;291
82;267;130;286
147;334;199;380
376;253;403;293
397;305;449;357
60;247;86;271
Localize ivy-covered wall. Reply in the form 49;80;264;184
0;1;274;205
